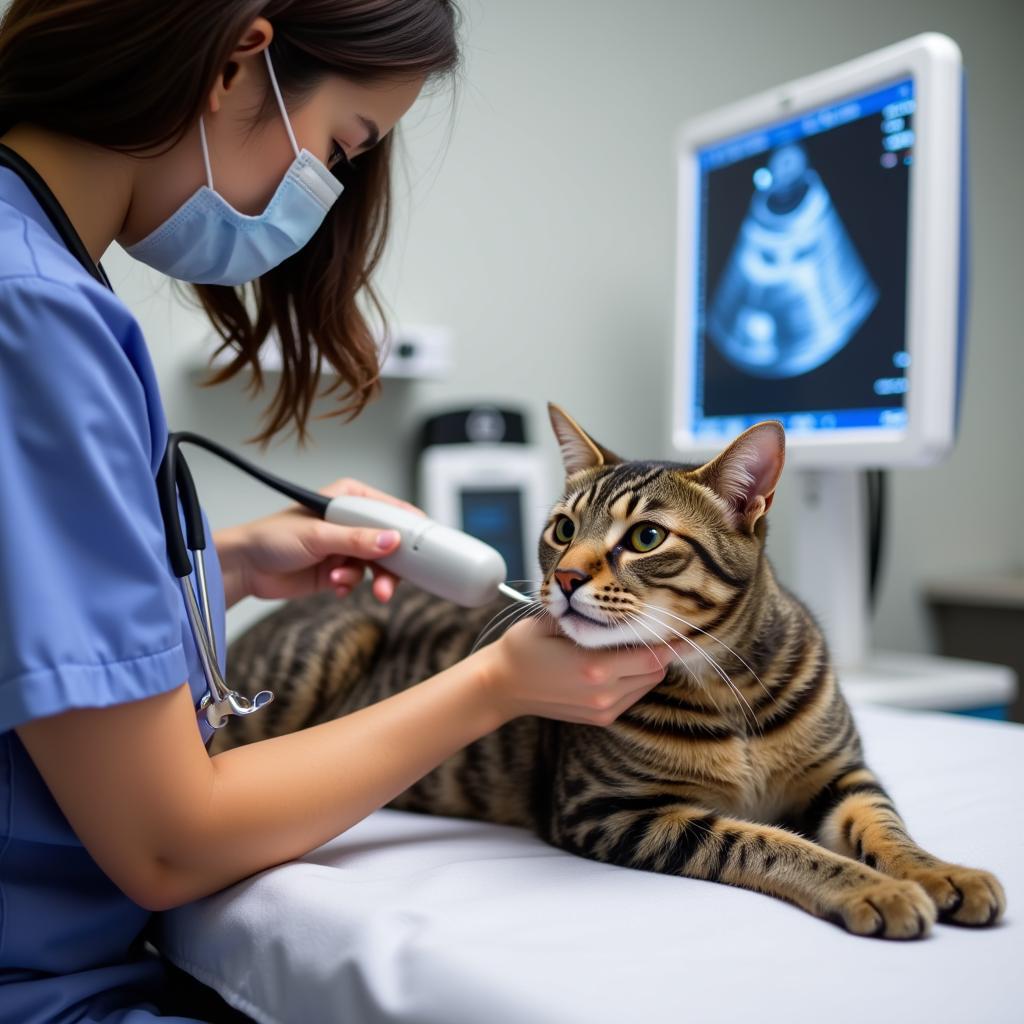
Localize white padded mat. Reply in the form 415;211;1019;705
155;701;1023;1024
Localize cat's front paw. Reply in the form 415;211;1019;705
826;878;936;939
898;863;1006;927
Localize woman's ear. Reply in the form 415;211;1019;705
207;16;274;115
688;421;786;533
547;402;625;477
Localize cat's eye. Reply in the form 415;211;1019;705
553;516;576;544
628;523;666;553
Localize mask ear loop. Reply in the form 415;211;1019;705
195;46;298;194
197;117;215;190
263;47;301;159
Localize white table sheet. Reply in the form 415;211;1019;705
155;702;1024;1024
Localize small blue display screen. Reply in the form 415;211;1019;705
460;489;525;584
691;77;915;439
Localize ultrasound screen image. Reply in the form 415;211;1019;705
692;78;915;436
708;143;879;379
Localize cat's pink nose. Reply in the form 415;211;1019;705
554;568;591;598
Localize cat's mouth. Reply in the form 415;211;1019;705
555;605;654;650
546;594;655;649
562;608;607;627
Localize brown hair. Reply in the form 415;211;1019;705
0;0;461;447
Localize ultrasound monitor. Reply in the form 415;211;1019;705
669;33;968;674
672;32;966;469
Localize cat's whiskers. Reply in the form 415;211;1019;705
469;580;761;735
625;615;704;691
621;616;665;667
631;608;761;737
469;594;544;656
629;609;734;691
639;602;777;710
472;601;542;654
621;616;732;721
469;602;529;653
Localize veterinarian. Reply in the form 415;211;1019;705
0;2;687;1020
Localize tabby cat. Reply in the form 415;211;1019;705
210;402;1006;939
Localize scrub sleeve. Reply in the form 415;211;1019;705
0;168;244;1022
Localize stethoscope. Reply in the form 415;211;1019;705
0;143;531;735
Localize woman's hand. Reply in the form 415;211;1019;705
218;477;427;605
481;615;692;727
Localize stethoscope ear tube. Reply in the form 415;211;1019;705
156;435;197;578
157;430;330;579
176;452;206;555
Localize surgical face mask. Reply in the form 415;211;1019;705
125;49;344;286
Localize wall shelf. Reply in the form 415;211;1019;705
188;324;453;381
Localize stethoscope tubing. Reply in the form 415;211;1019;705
158;432;332;728
157;430;329;579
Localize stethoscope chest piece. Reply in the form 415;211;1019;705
200;687;275;731
179;566;276;731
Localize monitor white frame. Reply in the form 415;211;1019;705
670;32;964;468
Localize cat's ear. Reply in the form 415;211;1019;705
689;421;785;533
547;402;625;476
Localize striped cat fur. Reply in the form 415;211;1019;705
209;402;1006;939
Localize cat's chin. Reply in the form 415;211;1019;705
554;610;656;651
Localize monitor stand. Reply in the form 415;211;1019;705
792;469;1016;715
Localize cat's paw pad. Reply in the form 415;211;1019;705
827;878;935;939
901;864;1006;927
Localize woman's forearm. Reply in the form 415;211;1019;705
153;644;506;910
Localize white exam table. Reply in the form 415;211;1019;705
153;701;1023;1024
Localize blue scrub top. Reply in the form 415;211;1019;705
0;167;228;1022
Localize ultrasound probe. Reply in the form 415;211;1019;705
160;432;535;612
